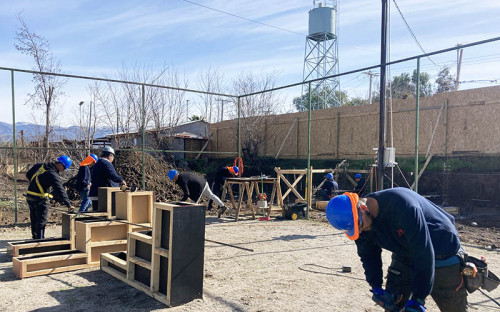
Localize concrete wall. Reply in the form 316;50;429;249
208;86;500;159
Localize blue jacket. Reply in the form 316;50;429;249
355;187;461;300
321;179;338;195
89;158;123;196
76;165;91;191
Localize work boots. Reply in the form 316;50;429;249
218;205;227;218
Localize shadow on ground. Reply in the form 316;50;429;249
29;270;165;312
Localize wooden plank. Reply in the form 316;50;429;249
10;239;71;257
315;201;329;211
88;240;127;247
129;255;152;269
115;191;153;224
101;252;127;270
276;170;305;202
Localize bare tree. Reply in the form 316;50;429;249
198;67;224;123
229;71;283;159
15;14;66;159
89;64;186;150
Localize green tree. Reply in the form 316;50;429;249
293;87;347;111
390;70;433;99
346;97;368;106
435;66;456;93
189;115;205;121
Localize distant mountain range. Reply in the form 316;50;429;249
0;122;113;142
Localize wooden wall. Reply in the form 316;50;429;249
209;86;500;159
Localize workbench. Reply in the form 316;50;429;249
221;177;282;221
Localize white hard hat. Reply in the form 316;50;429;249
103;146;115;155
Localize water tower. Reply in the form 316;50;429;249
301;0;340;109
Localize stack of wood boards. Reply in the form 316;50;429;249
9;188;153;279
101;201;206;307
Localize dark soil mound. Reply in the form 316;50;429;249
114;150;182;202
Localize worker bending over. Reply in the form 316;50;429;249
208;165;239;210
353;173;366;196
26;156;72;239
168;169;227;218
89;146;126;210
326;187;467;312
318;173;338;200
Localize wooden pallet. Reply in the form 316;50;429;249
115;191;153;225
13;250;95;279
8;238;71;257
75;219;128;264
97;187;121;218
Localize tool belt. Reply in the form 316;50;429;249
459;250;500;293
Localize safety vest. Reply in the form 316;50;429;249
26;165;54;199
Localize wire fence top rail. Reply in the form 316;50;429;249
0;66;236;98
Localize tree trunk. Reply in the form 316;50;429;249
44;86;53;160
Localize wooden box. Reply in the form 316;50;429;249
151;202;206;306
75;220;128;264
115;191;153;225
97;187;121;217
13;250;91;279
8;238;71;257
127;231;153;288
62;212;107;249
101;251;128;280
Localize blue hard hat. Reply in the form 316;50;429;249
355;173;362;179
168;169;178;181
90;154;98;163
233;166;239;174
57;155;72;171
326;173;333;180
326;194;360;240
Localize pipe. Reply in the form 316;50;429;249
306;81;312;219
11;70;18;224
141;84;146;191
414;57;421;192
377;0;388;191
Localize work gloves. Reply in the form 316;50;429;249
403;299;425;312
371;287;402;311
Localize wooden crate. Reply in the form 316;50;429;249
101;251;128;280
8;238;71;257
75;220;128;264
62;212;108;249
97;187;121;217
13;250;93;279
151;202;205;306
115;191;153;224
127;231;153;288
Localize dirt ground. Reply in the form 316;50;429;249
1;215;500;312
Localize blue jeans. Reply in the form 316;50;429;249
79;190;92;212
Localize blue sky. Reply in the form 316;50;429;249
1;0;500;125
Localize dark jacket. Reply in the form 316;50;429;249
89;158;123;196
175;172;207;202
76;165;92;191
26;162;71;207
354;178;366;195
213;166;233;189
321;179;338;196
355;187;461;300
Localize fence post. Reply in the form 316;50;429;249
11;70;18;224
141;84;146;191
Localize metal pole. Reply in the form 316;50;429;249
237;97;241;158
142;84;146;191
186;99;189;122
414;57;421;193
11;70;18;224
306;81;312;219
88;101;92;154
377;0;388;191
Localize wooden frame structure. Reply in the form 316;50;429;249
97;187;121;218
13;250;91;278
221;177;282;221
101;202;205;307
115;191;153;232
75;219;128;264
8;238;71;257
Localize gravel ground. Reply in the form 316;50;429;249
1;217;500;312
